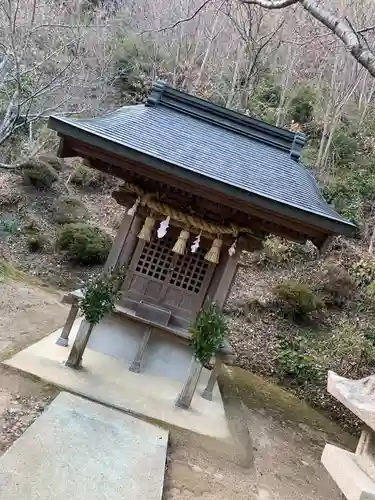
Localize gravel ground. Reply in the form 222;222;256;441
0;277;67;453
163;368;354;500
0;274;355;499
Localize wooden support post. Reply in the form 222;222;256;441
56;303;80;347
129;326;152;373
65;320;94;369
103;211;137;274
208;237;246;308
175;357;202;409
202;357;223;401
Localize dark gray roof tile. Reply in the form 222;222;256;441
48;83;355;237
54;105;349;226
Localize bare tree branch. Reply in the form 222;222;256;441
358;25;375;34
240;0;375;78
240;0;297;8
140;0;213;33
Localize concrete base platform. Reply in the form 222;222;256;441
0;392;168;500
322;444;375;500
3;322;230;441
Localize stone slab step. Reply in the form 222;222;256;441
322;443;375;500
0;392;168;500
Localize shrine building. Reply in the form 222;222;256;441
48;81;355;410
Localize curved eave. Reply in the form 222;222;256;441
49;115;357;239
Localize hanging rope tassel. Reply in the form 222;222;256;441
172;229;189;254
127;197;140;216
138;216;155;242
205;237;223;264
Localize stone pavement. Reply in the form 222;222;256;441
0;392;168;500
4;323;230;440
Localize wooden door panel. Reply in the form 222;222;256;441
129;274;148;294
163;288;184;308
121;230;215;326
145;280;164;300
126;274;163;305
180;294;194;312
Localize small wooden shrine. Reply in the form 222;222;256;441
48;82;355;408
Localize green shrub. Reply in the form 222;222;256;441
324;324;375;377
288;86;316;124
322;161;375;223
114;37;161;103
320;263;354;305
37;154;65;171
56;223;112;265
22;159;58;189
273;280;324;317
368;280;375;297
0;215;18;237
255;75;281;108
79;269;124;324
322;180;361;223
261;236;315;265
27;234;46;252
70;165;114;189
275;322;375;384
351;258;375;286
276;337;322;384
331;128;357;167
190;302;228;364
52;196;88;224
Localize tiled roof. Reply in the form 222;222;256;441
49;82;356;237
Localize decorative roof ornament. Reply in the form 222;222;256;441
290;132;306;161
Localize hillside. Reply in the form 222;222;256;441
0;155;374;433
0;158;121;289
1;0;375;434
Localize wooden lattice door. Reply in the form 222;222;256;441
121;231;215;328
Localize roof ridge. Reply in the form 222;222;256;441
146;81;306;161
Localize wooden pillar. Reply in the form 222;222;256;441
65;320;94;369
64;210;143;369
175;357;202;409
202;358;223;401
211;237;246;308
56;303;79;347
117;214;143;270
103;210;141;274
129;326;152;373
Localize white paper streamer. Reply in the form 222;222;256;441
157;216;170;238
127;197;140;216
191;232;201;253
228;238;237;257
